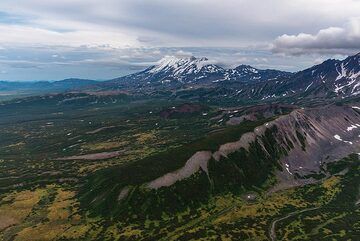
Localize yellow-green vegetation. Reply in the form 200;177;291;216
0;186;90;241
82;141;129;151
5;141;26;149
78;160;122;174
274;155;360;241
134;130;158;144
0;94;359;241
47;188;76;221
0;189;46;231
107;157;356;241
320;176;341;203
1;156;359;241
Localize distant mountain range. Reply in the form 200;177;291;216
1;52;359;101
0;78;98;92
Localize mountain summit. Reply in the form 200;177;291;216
145;56;225;84
148;56;213;75
109;56;292;89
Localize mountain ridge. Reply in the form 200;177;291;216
103;52;360;101
2;52;359;102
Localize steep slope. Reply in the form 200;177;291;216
147;105;360;190
276;52;360;98
172;53;360;102
79;105;360;219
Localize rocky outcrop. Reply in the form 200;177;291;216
146;105;360;190
277;105;360;175
147;151;212;189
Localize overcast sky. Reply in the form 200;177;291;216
0;0;359;81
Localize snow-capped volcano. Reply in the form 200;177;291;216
110;56;292;89
146;56;225;83
149;56;218;75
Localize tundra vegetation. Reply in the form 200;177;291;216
0;93;359;240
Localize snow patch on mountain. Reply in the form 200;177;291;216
305;82;313;92
149;56;213;75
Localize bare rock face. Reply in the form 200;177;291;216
226;114;257;126
213;132;258;160
278;106;360;176
147;151;212;189
146;105;360;190
216;105;360;176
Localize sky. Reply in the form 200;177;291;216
0;0;359;81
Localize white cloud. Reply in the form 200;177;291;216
1;0;360;48
0;24;140;48
173;50;194;58
272;17;360;55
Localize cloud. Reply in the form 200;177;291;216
0;0;360;80
0;24;140;48
173;50;194;58
272;17;360;55
1;0;360;48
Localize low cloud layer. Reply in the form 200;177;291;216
0;46;324;81
0;0;359;80
272;18;360;55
